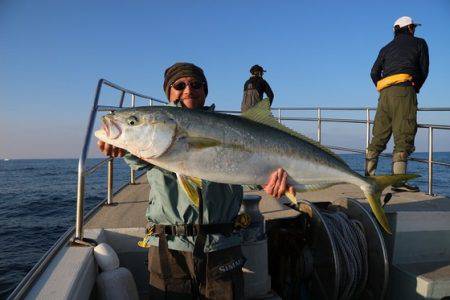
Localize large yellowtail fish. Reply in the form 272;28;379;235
95;100;418;233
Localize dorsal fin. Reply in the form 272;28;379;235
242;99;348;166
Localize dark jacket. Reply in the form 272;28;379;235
241;76;274;112
371;33;429;92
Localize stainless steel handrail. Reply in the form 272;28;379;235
327;145;450;167
84;157;112;176
75;79;165;243
221;107;450;113
271;107;450;111
271;107;449;196
220;106;449;196
82;89;450;243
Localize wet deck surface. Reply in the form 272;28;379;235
85;175;450;229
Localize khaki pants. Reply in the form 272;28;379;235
368;85;418;156
148;246;245;300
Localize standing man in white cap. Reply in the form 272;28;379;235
366;16;429;192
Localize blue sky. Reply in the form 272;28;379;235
1;0;449;159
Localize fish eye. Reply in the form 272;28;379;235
127;116;139;126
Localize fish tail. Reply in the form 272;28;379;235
371;174;419;191
363;191;392;234
363;173;419;234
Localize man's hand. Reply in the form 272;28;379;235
263;168;296;199
97;140;126;157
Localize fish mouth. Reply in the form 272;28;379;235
102;116;122;139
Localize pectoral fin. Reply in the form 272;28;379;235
176;174;203;207
285;190;298;205
186;137;221;149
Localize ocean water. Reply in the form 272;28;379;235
1;153;449;298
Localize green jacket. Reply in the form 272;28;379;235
124;103;243;252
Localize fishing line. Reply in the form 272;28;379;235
321;211;369;300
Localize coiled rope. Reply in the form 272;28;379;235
321;211;369;300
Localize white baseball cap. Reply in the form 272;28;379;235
393;16;421;29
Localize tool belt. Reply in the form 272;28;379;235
154;223;234;237
138;213;251;248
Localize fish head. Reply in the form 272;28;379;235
95;108;177;159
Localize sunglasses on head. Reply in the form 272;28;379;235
171;81;204;91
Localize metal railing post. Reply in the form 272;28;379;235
364;108;371;175
365;108;371;149
107;159;113;204
71;79;166;245
119;91;125;108
75;79;104;241
130;169;136;184
75;171;85;239
428;127;434;195
278;108;282;123
130;93;137;184
317;108;322;143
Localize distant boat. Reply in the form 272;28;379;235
3;159;9;161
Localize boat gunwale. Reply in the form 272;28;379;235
7;173;145;300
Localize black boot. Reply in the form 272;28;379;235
391;182;420;192
391;161;420;192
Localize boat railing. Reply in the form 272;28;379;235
76;81;450;243
74;79;166;245
75;81;449;242
221;107;450;196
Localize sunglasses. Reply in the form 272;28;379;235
171;81;204;91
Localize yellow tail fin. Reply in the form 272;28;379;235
364;174;419;234
371;174;419;191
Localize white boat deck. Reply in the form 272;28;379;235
82;175;450;300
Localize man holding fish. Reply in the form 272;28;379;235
97;62;292;299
